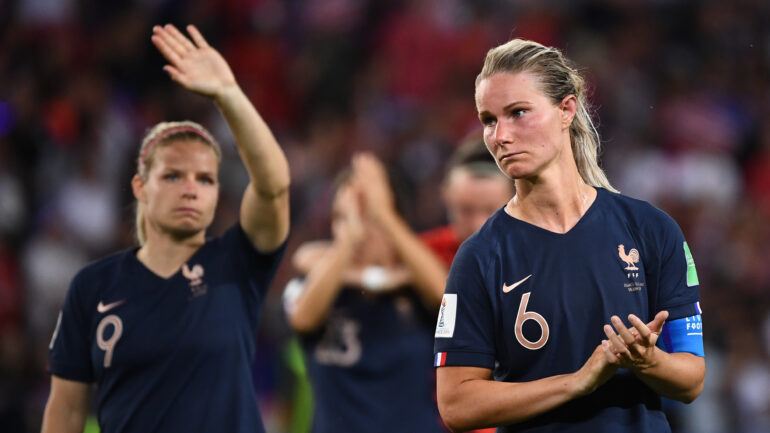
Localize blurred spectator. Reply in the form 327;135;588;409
1;0;769;431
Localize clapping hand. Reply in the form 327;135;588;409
331;184;365;248
151;24;237;100
351;153;397;224
602;311;669;371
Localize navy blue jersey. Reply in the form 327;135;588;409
286;283;444;433
434;188;702;433
49;224;286;433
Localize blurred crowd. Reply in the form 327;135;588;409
1;0;769;432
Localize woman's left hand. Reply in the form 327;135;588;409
151;24;237;100
602;310;668;371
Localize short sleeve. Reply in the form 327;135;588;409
49;274;94;383
221;223;288;295
646;210;701;321
434;241;496;369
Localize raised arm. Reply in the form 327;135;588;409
603;311;705;403
352;153;447;309
151;24;290;251
41;376;91;433
286;185;364;333
437;345;618;432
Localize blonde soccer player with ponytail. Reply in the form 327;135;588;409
42;24;289;433
433;39;705;432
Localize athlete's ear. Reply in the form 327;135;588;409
132;174;146;202
559;95;577;129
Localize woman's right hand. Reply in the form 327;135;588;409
151;24;237;101
572;344;619;397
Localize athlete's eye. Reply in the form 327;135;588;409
198;176;215;185
512;109;525;118
480;115;496;126
163;172;179;181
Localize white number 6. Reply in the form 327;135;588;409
97;315;123;367
515;292;549;350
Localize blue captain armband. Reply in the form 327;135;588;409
657;315;704;357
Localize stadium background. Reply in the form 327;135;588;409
1;0;769;432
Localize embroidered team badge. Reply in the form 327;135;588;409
618;243;645;291
617;244;639;270
183;263;208;299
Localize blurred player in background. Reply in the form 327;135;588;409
42;24;290;433
284;141;511;432
421;135;515;268
434;39;705;432
284;153;446;433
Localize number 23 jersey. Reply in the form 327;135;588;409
49;224;287;433
434;188;702;433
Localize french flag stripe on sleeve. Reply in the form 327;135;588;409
695;301;702;314
434;352;447;367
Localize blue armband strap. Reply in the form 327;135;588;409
657;315;704;357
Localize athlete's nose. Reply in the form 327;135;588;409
181;175;198;199
493;119;514;147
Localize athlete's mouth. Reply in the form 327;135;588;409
500;152;522;162
174;207;201;215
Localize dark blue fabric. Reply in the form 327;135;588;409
300;288;444;433
49;224;286;433
434;188;702;433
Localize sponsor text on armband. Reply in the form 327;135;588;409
659;313;705;357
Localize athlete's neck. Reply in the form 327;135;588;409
137;228;206;278
508;168;597;234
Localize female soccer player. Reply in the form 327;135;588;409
421;135;515;268
42;24;290;433
434;39;705;432
284;153;446;433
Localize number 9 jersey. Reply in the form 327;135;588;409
434;188;704;433
48;224;287;433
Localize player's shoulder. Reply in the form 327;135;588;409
600;188;679;233
454;208;508;262
67;248;136;307
71;248;135;294
208;221;287;259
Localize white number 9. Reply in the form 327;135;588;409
97;315;123;368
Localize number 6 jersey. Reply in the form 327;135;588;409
49;224;286;433
434;188;703;433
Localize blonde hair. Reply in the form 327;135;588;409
476;39;618;193
134;120;222;245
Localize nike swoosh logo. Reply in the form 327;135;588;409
97;299;125;313
503;274;532;293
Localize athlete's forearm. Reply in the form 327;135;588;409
215;85;290;250
215;85;290;197
631;349;705;403
375;210;447;309
41;378;90;433
437;369;582;432
288;238;356;333
41;402;87;433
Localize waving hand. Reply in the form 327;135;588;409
151;24;236;99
